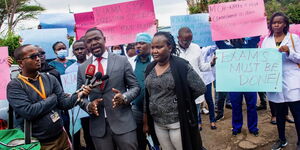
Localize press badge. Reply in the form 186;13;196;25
50;111;60;123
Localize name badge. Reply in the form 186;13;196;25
50;111;60;123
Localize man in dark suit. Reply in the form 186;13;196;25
77;27;140;150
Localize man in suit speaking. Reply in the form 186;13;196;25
77;27;140;150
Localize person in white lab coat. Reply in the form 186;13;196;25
261;12;300;150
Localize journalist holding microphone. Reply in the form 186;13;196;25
77;27;140;150
6;44;91;150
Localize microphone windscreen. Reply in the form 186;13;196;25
101;75;109;81
85;64;96;79
94;72;102;80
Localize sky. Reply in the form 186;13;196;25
15;0;188;32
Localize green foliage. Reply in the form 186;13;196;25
285;3;300;24
0;33;20;58
0;0;45;34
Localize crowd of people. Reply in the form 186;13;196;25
4;11;300;150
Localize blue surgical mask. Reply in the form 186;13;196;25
57;49;68;59
112;49;122;55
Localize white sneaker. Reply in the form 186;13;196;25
202;108;209;115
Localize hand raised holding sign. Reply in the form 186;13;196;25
278;45;290;55
210;56;217;67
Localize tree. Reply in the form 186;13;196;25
0;0;45;34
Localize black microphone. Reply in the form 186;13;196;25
76;72;102;94
90;72;102;87
89;75;109;88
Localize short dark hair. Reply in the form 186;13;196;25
85;27;104;36
178;27;192;36
52;41;66;51
14;44;31;60
126;43;135;52
72;39;85;50
269;12;290;36
153;32;179;55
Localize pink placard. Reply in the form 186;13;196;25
290;24;300;37
92;0;156;46
74;11;95;40
0;47;10;100
209;0;268;41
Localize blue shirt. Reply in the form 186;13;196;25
65;62;80;74
132;55;151;111
49;59;76;75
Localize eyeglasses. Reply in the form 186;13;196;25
22;53;41;60
39;51;45;55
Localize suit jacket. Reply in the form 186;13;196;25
77;52;140;137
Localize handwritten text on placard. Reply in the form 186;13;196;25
216;48;282;92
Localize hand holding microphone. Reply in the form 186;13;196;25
75;64;96;104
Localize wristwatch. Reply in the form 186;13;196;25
123;94;129;104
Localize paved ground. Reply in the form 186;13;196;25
200;105;297;150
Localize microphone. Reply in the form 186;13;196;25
76;72;102;94
90;72;102;87
75;75;109;105
84;64;96;86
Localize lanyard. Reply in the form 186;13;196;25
18;75;46;99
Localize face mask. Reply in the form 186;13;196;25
57;49;68;59
112;49;122;55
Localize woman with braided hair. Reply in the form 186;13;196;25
143;32;207;150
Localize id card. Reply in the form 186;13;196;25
50;111;60;123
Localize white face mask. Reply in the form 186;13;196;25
112;49;122;55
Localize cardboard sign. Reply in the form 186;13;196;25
0;47;10;100
93;0;156;46
60;72;88;134
216;48;282;92
171;13;215;47
290;24;300;37
74;11;95;40
209;0;268;41
39;13;75;36
19;29;69;60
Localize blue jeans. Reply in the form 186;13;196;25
230;92;258;133
196;104;202;124
204;83;216;123
197;83;216;123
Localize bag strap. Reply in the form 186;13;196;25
290;34;300;68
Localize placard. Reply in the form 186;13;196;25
216;48;282;92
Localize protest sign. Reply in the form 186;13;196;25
209;0;268;41
60;72;88;134
0;47;10;100
93;0;156;46
171;13;215;47
0;100;8;122
74;11;95;40
19;29;69;60
216;48;282;92
290;24;300;37
39;13;75;36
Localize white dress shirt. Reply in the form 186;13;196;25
178;43;212;104
91;50;108;117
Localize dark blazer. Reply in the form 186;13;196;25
78;52;140;137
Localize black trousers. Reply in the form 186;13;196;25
274;101;300;144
